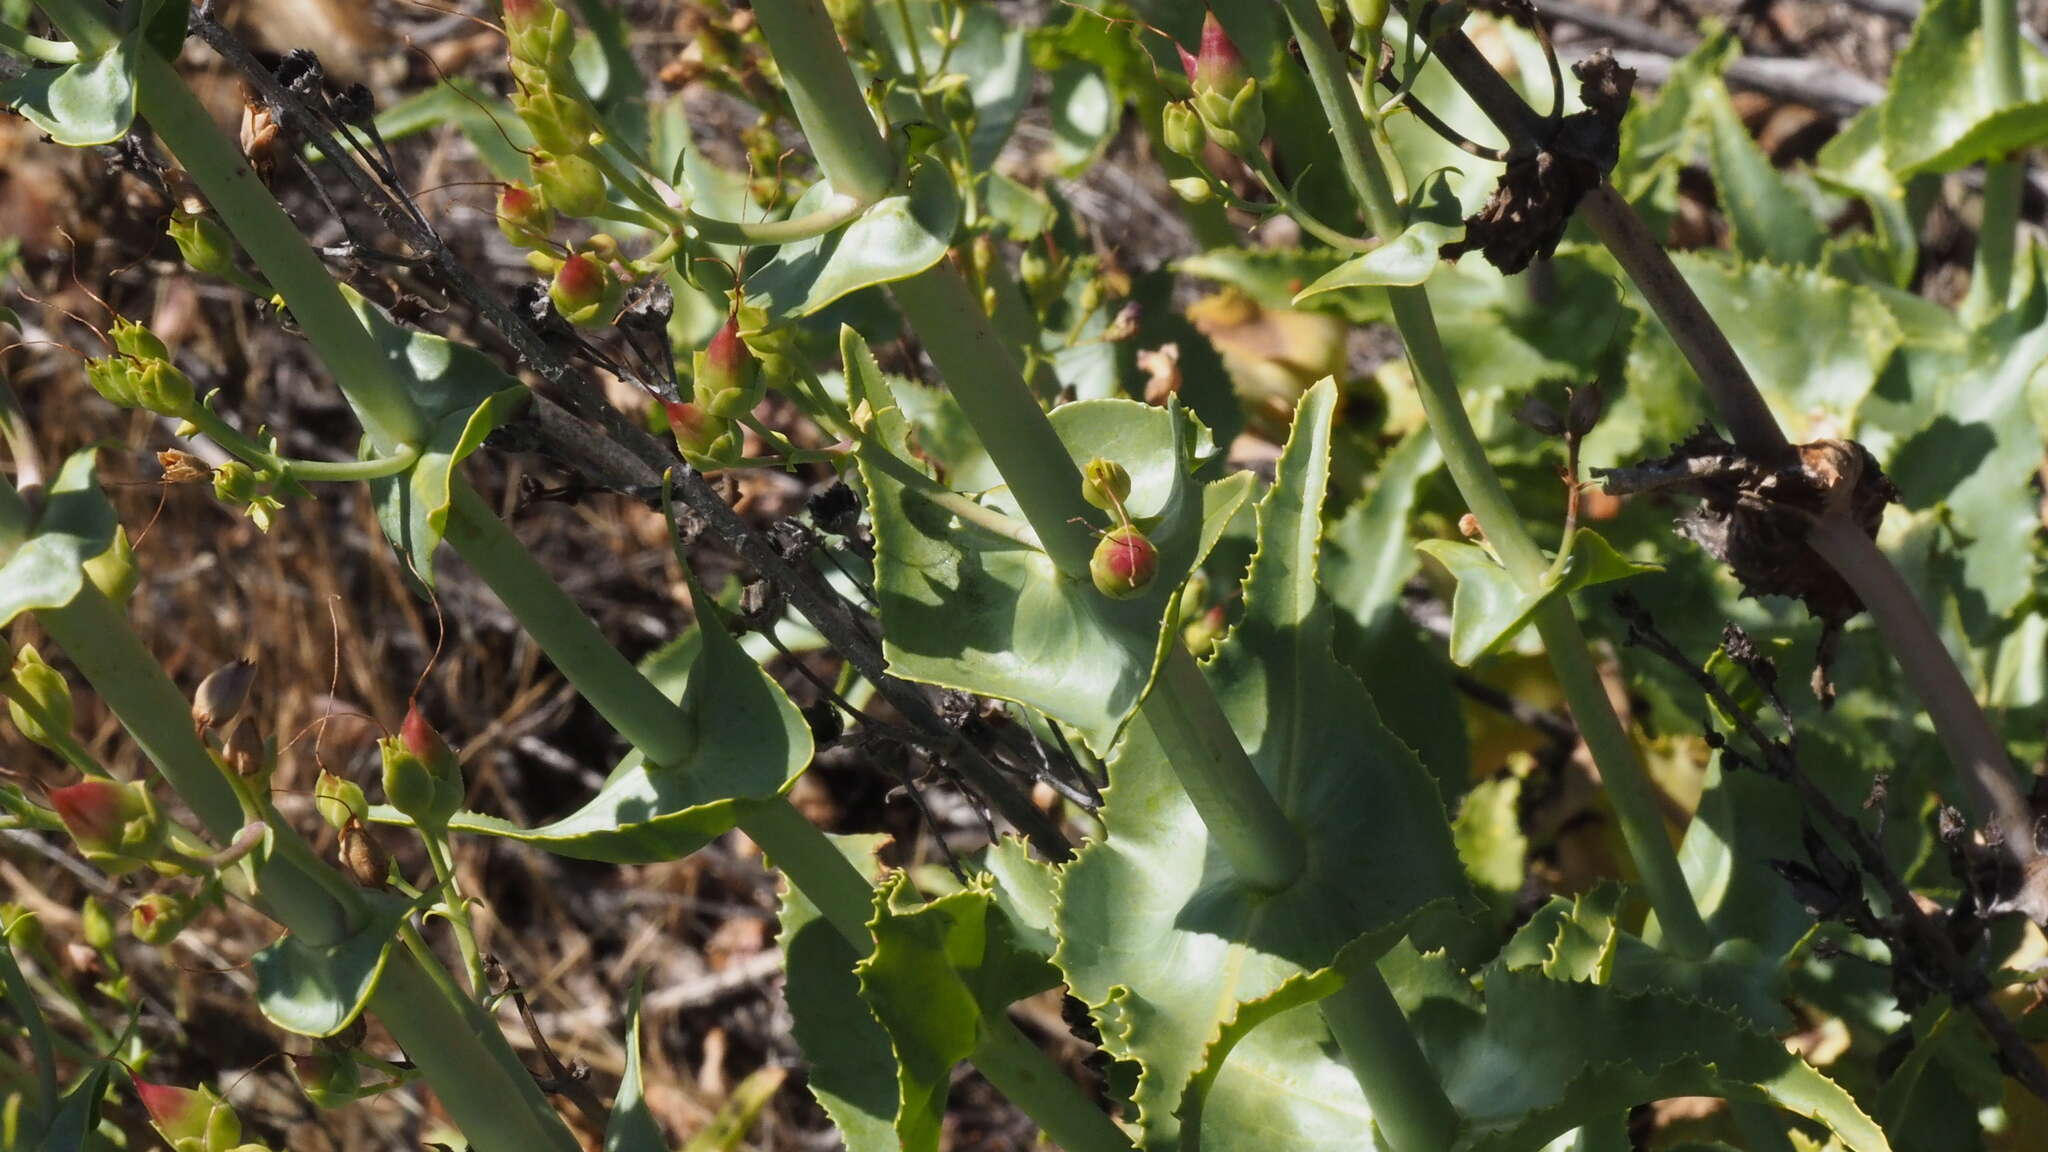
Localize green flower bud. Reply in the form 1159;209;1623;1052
1193;78;1264;156
81;895;114;951
1182;601;1228;658
85;526;138;605
549;252;624;327
212;461;259;506
108;318;169;363
291;1047;363;1110
131;358;196;418
496;181;556;249
379;739;438;827
692;316;763;418
84;356;141;409
1090;526;1158;599
661;400;740;471
381;703;461;827
502;0;573;71
168;212;242;284
1169;176;1215;205
531;150;607;219
132;891;197;945
401;703;465;820
7;645;74;752
514;79;597;158
49;778;164;874
133;1078;241;1152
1081;457;1131;511
314;770;367;831
1161;101;1206;161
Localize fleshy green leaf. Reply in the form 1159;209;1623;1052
1052;380;1468;1151
1880;0;2048;177
1437;968;1889;1152
605;982;668;1152
253;890;415;1038
1325;428;1466;792
1625;255;1902;441
346;288;529;586
1175;957;1351;1147
1700;83;1823;266
1813;106;1919;287
0;27;140;147
1176;247;1385;323
374;593;811;862
855;876;1060;1151
1417;529;1658;667
41;1060;113;1152
1294;221;1464;300
1047;64;1118;176
856;326;1251;753
745;159;961;323
0;448;117;628
776;834;898;1152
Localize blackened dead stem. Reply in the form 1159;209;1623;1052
1614;597;2048;1105
185;12;1074;861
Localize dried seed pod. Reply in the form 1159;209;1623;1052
222;721;267;781
337;818;390;890
191;659;257;732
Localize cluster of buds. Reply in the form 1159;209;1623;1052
1081;458;1160;599
134;1077;272;1152
379;702;464;830
663;315;764;471
84;319;196;419
5;644;74;753
48;778;165;875
1160;13;1264;203
549;251;625;327
504;0;608;228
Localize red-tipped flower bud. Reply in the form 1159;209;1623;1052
1179;11;1262;155
549;252;623;328
1090;526;1159;599
496;181;556;249
49;778;163;874
133;1076;240;1150
1180;12;1248;94
662;400;741;472
132;891;198;945
382;703;463;827
691;316;763;419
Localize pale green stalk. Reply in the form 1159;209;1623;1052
1972;0;2024;316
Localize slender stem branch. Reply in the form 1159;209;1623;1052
860;443;1043;549
0;20;79;61
1244;153;1379;252
1973;0;2024;315
422;832;489;996
685;194;869;246
282;445;422;482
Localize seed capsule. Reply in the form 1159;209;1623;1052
192;660;257;732
1081;458;1132;512
1090;526;1159;599
337;817;390;889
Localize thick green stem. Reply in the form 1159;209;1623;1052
747;0;897;203
1276;0;1713;956
889;264;1101;575
1974;0;2024;316
1324;960;1460;1151
444;480;696;766
1137;648;1306;891
0;20;78;61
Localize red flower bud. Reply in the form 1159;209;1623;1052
1091;526;1159;599
692;315;763;418
496;181;555;249
401;701;454;771
1181;11;1247;95
49;780;126;849
132;1077;228;1145
549;252;622;327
